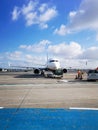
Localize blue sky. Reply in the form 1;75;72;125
0;0;98;68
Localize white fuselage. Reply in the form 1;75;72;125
47;59;61;70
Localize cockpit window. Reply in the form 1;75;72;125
49;60;58;62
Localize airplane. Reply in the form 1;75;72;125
9;58;67;78
33;58;67;78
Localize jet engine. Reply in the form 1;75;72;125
33;69;40;74
63;68;67;73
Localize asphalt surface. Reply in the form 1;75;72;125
0;71;98;130
0;71;98;108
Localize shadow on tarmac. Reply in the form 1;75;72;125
14;74;43;78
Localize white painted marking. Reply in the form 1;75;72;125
0;107;4;109
0;84;34;87
69;107;98;110
60;80;68;82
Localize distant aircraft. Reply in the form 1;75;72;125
10;58;67;78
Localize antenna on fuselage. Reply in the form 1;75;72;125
47;52;48;63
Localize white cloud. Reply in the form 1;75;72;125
2;40;98;63
39;3;48;13
48;41;83;58
25;12;38;26
24;54;46;64
39;23;48;29
12;1;57;29
54;0;98;35
39;7;57;22
68;0;98;31
19;40;51;53
1;40;98;68
54;24;70;36
96;33;98;41
69;11;77;18
80;46;98;59
7;51;22;60
22;1;37;15
12;6;20;20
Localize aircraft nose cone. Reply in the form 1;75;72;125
54;62;61;69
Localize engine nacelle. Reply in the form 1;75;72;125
33;69;40;74
63;68;67;73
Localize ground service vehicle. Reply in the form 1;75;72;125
87;69;98;81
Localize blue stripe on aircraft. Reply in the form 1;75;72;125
0;108;98;130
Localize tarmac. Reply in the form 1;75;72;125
0;71;98;108
0;71;98;130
